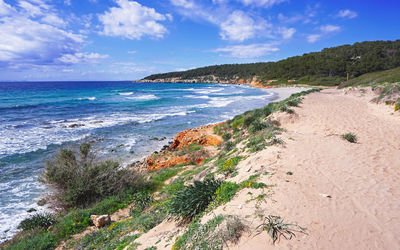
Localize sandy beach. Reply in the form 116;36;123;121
221;87;400;249
133;87;400;250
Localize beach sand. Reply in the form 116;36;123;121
221;88;400;249
134;87;400;249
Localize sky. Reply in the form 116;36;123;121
0;0;399;81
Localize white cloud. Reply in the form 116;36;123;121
238;0;286;8
169;0;219;24
320;24;341;33
212;43;279;58
277;27;295;39
128;50;137;54
0;16;83;65
64;0;71;6
337;9;357;19
170;0;196;9
307;24;341;43
0;0;104;68
277;13;303;24
220;10;268;42
58;53;109;64
0;0;13;15
99;0;170;40
41;13;66;27
306;34;321;43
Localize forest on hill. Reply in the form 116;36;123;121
144;40;400;86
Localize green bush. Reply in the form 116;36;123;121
224;141;234;152
286;98;302;107
342;133;357;143
248;120;269;134
18;213;57;230
218;156;242;174
40;143;147;207
129;191;154;216
5;231;57;250
167;178;222;222
222;133;232;141
209;182;240;209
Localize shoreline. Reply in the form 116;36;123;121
0;84;308;244
125;86;309;168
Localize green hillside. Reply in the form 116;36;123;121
144;40;400;86
339;66;400;88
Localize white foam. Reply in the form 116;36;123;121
126;94;159;101
119;92;134;96
183;95;210;99
77;97;96;101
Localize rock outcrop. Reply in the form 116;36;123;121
170;123;224;149
145;123;224;171
90;215;111;227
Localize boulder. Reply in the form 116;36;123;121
90;215;111;227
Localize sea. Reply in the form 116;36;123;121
0;81;280;243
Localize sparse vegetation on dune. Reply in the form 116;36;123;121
342;133;357;143
256;215;307;244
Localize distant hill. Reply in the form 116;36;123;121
142;40;400;86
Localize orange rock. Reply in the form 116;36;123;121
171;123;224;149
147;155;191;171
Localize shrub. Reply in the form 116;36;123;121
256;215;306;244
243;116;255;127
222;133;232;141
168;178;222;222
231;116;244;128
40;143;147;207
240;174;267;189
286;98;302;107
342;133;357;143
222;216;248;244
5;231;57;250
18;213;57;230
129;191;154;216
224;141;234;152
248;120;269;134
172;216;225;249
218;156;242;174
395;103;400;112
209;182;240;209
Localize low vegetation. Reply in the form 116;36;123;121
40;143;147;208
18;213;57;231
256;215;306;244
167;177;222;223
172;215;247;249
342;133;357;143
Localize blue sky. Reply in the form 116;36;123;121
0;0;398;81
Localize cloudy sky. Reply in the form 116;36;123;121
0;0;398;81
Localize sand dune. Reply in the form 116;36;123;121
227;88;400;249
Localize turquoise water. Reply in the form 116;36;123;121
0;81;279;242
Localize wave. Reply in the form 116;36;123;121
77;97;96;101
126;94;159;101
119;92;134;96
183;95;210;99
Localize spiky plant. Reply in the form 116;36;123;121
256;215;306;244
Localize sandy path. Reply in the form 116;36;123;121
232;89;400;249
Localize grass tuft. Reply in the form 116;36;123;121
256;215;306;244
342;133;357;143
